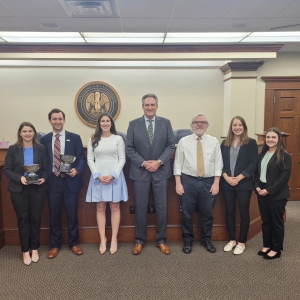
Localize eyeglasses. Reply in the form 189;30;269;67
193;121;207;125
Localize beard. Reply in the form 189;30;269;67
194;128;205;136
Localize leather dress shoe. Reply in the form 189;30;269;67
258;249;271;256
182;242;192;254
48;248;59;259
201;241;216;253
132;244;143;255
71;245;83;255
156;243;170;255
264;251;281;260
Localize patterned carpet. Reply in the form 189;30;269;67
1;202;300;300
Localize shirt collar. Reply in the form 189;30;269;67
193;132;206;140
52;129;65;137
144;115;156;122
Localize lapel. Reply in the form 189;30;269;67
267;153;276;170
33;144;39;164
151;116;161;147
17;147;24;166
235;143;245;165
65;131;71;154
139;116;151;147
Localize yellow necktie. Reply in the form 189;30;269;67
197;137;205;177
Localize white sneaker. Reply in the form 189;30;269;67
233;245;245;255
223;242;236;252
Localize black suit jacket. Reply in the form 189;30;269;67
220;138;258;190
40;131;86;193
3;144;48;193
126;115;175;181
254;151;292;200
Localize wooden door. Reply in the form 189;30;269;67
273;90;300;200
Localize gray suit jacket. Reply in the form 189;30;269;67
126;115;175;181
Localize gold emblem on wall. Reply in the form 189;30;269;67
75;81;121;127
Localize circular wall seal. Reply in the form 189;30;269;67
75;81;121;127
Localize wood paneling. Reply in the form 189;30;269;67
0;149;262;249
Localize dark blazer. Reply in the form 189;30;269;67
254;151;292;200
221;138;258;190
3;144;48;193
126;115;175;181
40;131;86;193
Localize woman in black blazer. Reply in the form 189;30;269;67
221;116;258;255
254;127;291;260
4;122;47;265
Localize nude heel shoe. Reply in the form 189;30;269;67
110;239;118;255
99;238;107;254
31;250;39;263
23;252;32;266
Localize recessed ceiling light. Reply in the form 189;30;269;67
40;22;60;29
230;24;249;29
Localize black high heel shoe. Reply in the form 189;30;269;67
263;251;281;260
257;249;271;256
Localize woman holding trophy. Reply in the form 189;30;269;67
4;122;48;265
86;113;128;255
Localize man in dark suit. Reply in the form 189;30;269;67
126;94;175;255
41;108;86;259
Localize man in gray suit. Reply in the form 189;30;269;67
126;93;175;255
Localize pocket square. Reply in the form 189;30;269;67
66;139;70;142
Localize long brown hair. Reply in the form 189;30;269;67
259;127;287;165
15;122;39;149
91;113;117;150
224;116;249;147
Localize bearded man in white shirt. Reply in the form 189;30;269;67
174;113;223;254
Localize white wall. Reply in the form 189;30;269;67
0;67;224;145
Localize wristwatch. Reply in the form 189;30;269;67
158;159;163;166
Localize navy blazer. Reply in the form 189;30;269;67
40;131;86;193
3;143;48;193
220;138;258;190
254;151;291;200
126;115;175;181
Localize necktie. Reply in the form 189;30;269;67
197;137;205;177
54;133;61;176
148;120;153;145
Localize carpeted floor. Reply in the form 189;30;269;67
1;202;300;300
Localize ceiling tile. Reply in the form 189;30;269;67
276;0;300;18
118;0;176;18
122;18;170;32
0;0;67;18
0;4;13;16
70;17;122;32
169;18;220;32
266;17;300;30
225;0;296;18
173;0;237;19
0;17;30;31
18;17;77;31
213;18;270;32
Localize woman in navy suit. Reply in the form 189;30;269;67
4;122;47;265
254;127;291;260
221;116;258;255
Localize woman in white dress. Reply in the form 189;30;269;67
86;113;128;254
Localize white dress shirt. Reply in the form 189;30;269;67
174;133;223;177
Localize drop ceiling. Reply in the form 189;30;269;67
0;0;300;56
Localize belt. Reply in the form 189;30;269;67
182;173;213;180
52;172;66;178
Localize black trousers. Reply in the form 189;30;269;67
180;174;216;243
257;191;287;252
48;175;79;248
134;178;168;244
10;185;45;252
223;189;252;243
